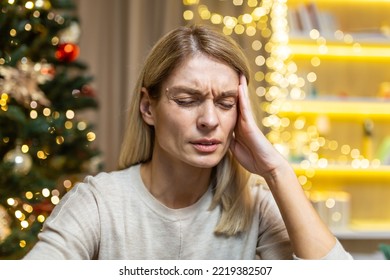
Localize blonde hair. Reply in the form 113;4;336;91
119;24;253;236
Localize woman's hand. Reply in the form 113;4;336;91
230;75;341;259
229;75;288;177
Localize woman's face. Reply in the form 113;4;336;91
142;54;239;169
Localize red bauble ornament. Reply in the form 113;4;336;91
81;84;96;97
33;199;55;214
55;43;80;62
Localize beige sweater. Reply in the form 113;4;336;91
23;164;352;260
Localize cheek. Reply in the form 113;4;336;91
223;110;238;133
154;110;189;138
218;111;237;150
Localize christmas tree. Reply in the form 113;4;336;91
0;0;101;259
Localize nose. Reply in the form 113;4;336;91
197;100;219;130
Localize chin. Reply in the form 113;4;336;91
187;156;223;169
192;162;218;169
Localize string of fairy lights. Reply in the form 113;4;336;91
182;0;383;191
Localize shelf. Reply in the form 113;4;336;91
293;164;390;181
289;42;390;61
334;229;390;240
278;99;390;121
334;220;390;239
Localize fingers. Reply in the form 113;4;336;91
238;75;246;118
238;74;253;124
239;74;247;90
238;74;248;106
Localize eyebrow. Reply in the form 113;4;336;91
167;86;238;97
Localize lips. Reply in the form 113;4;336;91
190;139;221;153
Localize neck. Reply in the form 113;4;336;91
140;159;212;209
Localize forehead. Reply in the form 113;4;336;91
163;54;239;89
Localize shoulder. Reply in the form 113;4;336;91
85;164;138;184
61;164;142;206
78;164;140;192
48;165;142;218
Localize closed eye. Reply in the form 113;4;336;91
215;97;237;110
166;87;237;110
173;97;200;107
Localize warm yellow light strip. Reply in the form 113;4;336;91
289;43;390;61
349;220;390;232
293;164;390;180
287;0;390;4
278;100;390;120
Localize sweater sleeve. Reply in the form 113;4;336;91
293;239;354;260
23;181;101;260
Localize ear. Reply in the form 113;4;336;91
140;87;155;126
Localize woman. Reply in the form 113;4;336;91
23;25;352;260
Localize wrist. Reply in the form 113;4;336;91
261;162;297;190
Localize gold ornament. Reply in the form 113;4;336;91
0;205;11;244
0;59;53;107
58;22;81;44
3;144;33;175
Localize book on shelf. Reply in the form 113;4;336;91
287;2;390;43
376;136;390;165
287;2;337;38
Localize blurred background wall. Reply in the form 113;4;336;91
76;0;183;171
